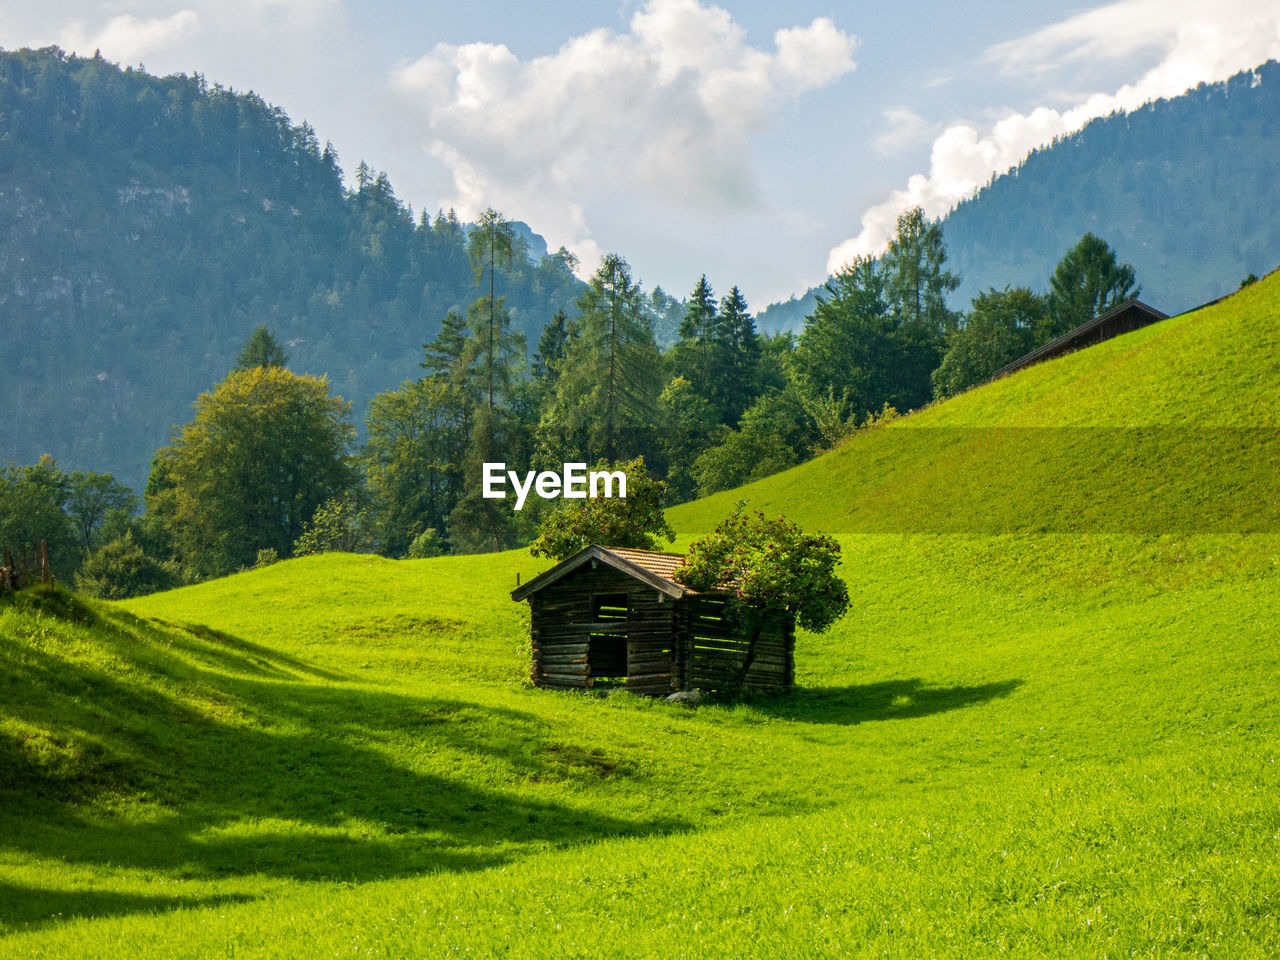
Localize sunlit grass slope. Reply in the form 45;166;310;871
670;272;1280;535
2;275;1278;958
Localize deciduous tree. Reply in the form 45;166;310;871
66;470;138;552
529;456;674;560
152;366;354;575
0;456;78;581
932;287;1046;397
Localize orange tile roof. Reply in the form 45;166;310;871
605;547;687;584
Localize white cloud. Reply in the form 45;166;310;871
826;0;1280;274
873;107;930;155
391;0;857;277
60;11;200;65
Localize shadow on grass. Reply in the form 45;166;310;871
0;882;253;935
1;594;689;929
755;678;1023;724
134;614;350;683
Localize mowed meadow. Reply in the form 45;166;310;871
2;275;1278;957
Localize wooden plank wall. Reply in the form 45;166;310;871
526;565;794;696
684;597;794;694
529;564;678;694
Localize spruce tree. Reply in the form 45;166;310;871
533;309;569;386
233;325;288;370
670;275;722;403
541;254;660;465
717;285;761;425
1047;233;1139;335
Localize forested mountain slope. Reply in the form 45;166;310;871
0;48;582;491
758;60;1280;333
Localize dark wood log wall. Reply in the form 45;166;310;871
528;563;794;696
683;597;794;694
529;564;679;694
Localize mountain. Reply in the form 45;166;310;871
759;60;1280;333
0;47;584;492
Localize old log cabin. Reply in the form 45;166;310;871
511;544;795;695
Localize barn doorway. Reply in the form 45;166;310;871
589;593;630;687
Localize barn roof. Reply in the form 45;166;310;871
991;298;1168;379
511;544;691;602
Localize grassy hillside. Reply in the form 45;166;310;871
2;276;1278;957
672;271;1280;534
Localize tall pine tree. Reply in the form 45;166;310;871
1047;233;1139;335
466;208;519;411
541;254;660;465
670;275;722;404
717;284;761;425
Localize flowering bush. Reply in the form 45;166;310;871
675;510;848;633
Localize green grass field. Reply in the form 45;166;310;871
2;275;1278;957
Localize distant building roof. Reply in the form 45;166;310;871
992;298;1169;380
511;545;691;602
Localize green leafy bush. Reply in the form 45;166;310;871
530;456;674;560
294;496;373;556
74;532;181;600
675;510;849;633
407;528;446;559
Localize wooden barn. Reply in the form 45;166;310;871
992;298;1168;379
511;544;795;696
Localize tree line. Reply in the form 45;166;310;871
2;198;1145;596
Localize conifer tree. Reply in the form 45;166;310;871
467;208;517;411
420;310;473;385
533;309;569;386
233;325;288;370
541;254;660;465
717;285;761;425
1047;233;1140;335
670;275;722;403
881;207;960;336
446;405;519;553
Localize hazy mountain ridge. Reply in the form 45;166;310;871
0;47;582;491
4;49;1278;491
758;60;1280;332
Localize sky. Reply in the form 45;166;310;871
3;1;1279;308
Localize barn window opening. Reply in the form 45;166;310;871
593;593;629;622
